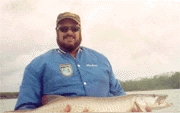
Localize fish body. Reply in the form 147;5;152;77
4;94;172;112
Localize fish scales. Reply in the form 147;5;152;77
4;94;172;113
34;95;135;112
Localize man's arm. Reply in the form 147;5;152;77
15;62;43;110
106;59;126;96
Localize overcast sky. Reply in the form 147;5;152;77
0;0;180;92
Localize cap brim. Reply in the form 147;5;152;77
57;17;80;25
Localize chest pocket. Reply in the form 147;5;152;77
43;63;82;93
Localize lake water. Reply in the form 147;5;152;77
0;89;179;113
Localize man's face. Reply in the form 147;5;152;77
56;18;81;52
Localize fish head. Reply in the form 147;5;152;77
138;94;173;110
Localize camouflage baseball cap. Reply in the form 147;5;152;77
56;12;81;26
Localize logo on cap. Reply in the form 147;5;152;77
60;64;73;76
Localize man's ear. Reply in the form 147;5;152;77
56;29;58;35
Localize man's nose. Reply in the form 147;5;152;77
66;29;73;34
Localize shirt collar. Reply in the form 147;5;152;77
57;47;82;54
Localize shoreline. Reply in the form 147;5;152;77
1;89;179;99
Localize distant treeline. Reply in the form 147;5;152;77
120;72;180;91
0;92;18;99
1;72;179;99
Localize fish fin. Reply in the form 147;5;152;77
135;101;147;112
134;102;143;112
42;95;63;105
135;96;150;112
131;102;138;112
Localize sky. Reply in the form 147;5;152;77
0;0;180;92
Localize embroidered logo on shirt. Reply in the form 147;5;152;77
60;64;73;76
86;64;98;67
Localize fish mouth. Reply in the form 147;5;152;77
151;95;173;110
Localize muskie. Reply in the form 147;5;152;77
4;94;172;112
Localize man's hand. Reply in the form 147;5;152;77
64;104;89;112
131;106;152;112
64;104;71;112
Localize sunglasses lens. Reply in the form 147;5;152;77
71;27;80;32
58;26;80;32
59;27;69;32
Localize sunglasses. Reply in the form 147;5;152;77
57;26;80;33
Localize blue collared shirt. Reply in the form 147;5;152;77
15;47;126;110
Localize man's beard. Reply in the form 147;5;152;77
57;34;82;52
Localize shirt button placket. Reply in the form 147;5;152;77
76;63;87;92
84;82;87;85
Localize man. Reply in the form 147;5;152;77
14;12;150;112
